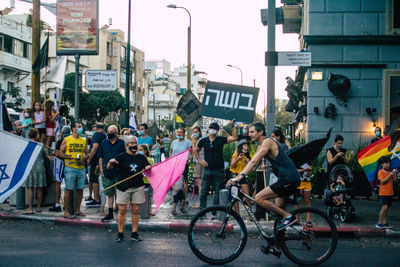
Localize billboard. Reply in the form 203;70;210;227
85;70;118;91
56;0;99;55
201;81;259;123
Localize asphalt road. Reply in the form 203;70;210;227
1;220;400;267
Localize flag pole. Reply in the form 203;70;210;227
101;170;145;193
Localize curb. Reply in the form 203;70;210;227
0;211;397;237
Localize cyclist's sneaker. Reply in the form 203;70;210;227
101;213;114;222
130;232;142;242
383;224;391;229
375;223;384;229
211;214;218;220
116;232;124;242
276;214;297;231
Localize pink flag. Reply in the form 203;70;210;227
144;149;190;213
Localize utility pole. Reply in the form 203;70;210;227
74;54;80;119
31;0;40;104
125;0;132;128
266;0;276;136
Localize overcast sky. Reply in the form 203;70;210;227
2;0;300;112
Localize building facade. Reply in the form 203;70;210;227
295;0;400;145
0;14;32;109
87;25;145;123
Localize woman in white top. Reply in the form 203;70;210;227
191;126;204;208
32;101;46;144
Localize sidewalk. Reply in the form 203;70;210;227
1;186;400;238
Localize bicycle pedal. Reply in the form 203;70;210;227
269;247;282;258
260;246;281;258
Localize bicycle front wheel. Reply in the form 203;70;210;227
279;207;338;266
187;205;247;265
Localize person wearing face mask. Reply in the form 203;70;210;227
170;127;192;214
139;144;155;215
192;120;238;216
107;136;151;242
326;135;348;179
238;124;251;142
86;123;107;208
98;125;126;222
20;108;33;138
371;127;383;144
138;123;153;150
151;136;162;164
60;121;89;219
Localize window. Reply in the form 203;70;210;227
3;35;12;53
13;39;23;57
26;86;32;97
107;42;112;56
387;0;400;34
106;64;111;70
121;46;126;61
23;43;32;59
383;70;400;127
7;82;14;92
0;36;3;51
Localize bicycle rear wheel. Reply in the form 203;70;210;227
279;207;338;266
187;205;247;265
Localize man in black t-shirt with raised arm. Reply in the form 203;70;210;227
107;136;151;243
192;120;237;216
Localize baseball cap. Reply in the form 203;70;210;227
209;122;220;130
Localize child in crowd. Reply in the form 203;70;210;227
44;100;59;148
330;175;346;205
20;108;33;138
376;156;398;229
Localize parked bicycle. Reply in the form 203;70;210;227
188;184;338;266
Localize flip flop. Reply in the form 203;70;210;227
36;210;42;213
74;212;86;217
63;214;75;219
23;211;34;215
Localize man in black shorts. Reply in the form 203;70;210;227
228;122;300;231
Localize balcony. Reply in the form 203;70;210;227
0;51;31;74
0;16;32;43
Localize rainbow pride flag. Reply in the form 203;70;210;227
357;136;400;187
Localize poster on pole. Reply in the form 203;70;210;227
85;70;118;91
201;81;259;123
56;0;99;55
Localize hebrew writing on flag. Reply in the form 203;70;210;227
201;81;259;123
357;136;400;188
0;130;43;203
144;149;190;212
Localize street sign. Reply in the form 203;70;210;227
85;70;118;91
201;81;259;123
277;51;311;66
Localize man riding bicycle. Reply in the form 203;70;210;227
227;122;300;231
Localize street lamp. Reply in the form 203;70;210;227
167;4;191;92
226;64;243;85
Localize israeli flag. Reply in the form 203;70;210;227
0;130;42;203
53;157;64;183
129;112;138;134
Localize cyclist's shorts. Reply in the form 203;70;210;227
298;181;312;191
270;179;300;198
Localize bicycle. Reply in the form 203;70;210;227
188;184;338;266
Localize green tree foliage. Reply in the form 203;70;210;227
62;73;125;122
274;99;292;134
0;87;25;111
161;118;174;133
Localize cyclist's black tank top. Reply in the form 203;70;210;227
265;138;300;183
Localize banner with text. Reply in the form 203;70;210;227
201;81;259;123
56;0;99;55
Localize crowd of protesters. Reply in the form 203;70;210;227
7;99;399;239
